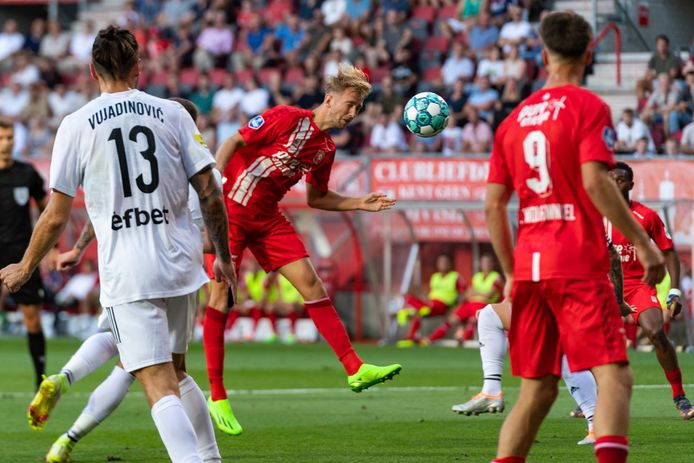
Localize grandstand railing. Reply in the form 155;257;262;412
593;22;622;86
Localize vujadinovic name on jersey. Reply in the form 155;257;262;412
88;101;165;130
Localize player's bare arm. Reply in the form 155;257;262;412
57;220;95;271
609;242;635;316
306;184;396;212
581;161;665;286
484;183;515;299
215;132;245;174
0;191;74;292
190;166;236;288
663;248;682;317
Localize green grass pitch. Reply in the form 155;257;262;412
1;337;694;462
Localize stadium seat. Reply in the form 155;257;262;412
412;5;436;23
409;19;430;41
284;67;305;86
437;5;458;21
266;0;294;27
424;36;449;55
259;67;280;87
180;68;200;88
149;71;169;86
423;67;443;84
233;68;254;85
369;67;391;84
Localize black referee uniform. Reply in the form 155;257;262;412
0;159;47;387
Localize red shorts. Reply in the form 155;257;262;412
623;282;661;322
228;206;309;273
510;279;628;378
454;301;487;321
403;295;449;316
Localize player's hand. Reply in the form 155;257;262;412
618;301;637;317
56;248;83;271
636;241;666;287
213;256;238;304
0;262;32;293
359;192;396;212
503;275;514;302
667;290;683;318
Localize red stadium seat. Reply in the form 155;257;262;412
437;5;457;21
412;5;436;23
149;70;169;86
369;66;391;84
209;68;228;87
233;68;254;85
423;67;443;83
267;0;294;26
284;67;305;86
258;67;280;87
180;68;200;87
424;36;449;54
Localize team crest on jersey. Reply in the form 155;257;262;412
313;150;325;165
194;133;208;148
249;115;265;129
13;187;29;206
603;127;616;151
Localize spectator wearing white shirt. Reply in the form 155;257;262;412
616;108;655;153
365;111;407;153
0;19;25;63
39;20;70;61
442;41;475;87
476;46;504;85
461;106;492;153
441;115;464;156
322;0;348;26
48;84;82;125
0;83;30;118
501;44;527;85
498;5;532;53
11;53;40;88
239;78;270;117
680;121;694;154
70;21;97;64
323;50;351;78
212;74;244;120
329;27;353;57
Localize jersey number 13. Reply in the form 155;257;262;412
108;125;159;197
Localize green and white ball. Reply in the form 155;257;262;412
403;92;449;138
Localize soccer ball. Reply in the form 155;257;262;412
403;92;449;138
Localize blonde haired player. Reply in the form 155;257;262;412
202;64;402;432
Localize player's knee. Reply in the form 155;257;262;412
22;312;41;332
642;324;664;342
301;273;327;300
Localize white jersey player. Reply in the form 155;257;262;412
1;27;235;463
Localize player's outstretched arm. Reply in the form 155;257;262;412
190;166;236;288
56;220;95;271
484;183;514;300
215;132;245;174
306;184;396;212
0;191;74;292
582;161;665;286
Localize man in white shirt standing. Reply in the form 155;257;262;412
616;108;655;153
0;27;235;463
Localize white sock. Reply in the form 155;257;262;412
179;375;221;463
151;395;203;463
67;366;135;442
478;305;506;396
61;332;118;385
561;356;597;432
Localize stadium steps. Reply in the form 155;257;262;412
586;52;651;120
75;0;126;30
552;0;616;20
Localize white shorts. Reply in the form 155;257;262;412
104;292;197;373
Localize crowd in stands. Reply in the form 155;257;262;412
2;0;694;157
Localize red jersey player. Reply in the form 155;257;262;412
485;11;665;463
607;161;693;419
202;65;402;434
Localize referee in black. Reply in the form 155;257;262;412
0;118;49;390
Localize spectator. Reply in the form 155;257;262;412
477;46;504;85
321;0;347;26
680;120;694;154
25;116;52;158
467;11;500;58
501;43;527;85
447;79;468;121
48;83;81;125
298;0;322;21
294;75;324;109
216;106;247;145
466;75;500;122
441;115;464;156
162;74;187;99
0;82;29;118
69;21;97;65
329;27;353;57
324;50;351;78
444;0;485;36
22;82;51;120
236;14;274;70
665;136;680;158
489;0;518;25
410;132;442;154
162;0;194;26
365;110;407;153
345;0;372;26
498;5;532;53
190;73;216;115
647;34;683;82
376;75;401;115
171;18;196;68
442;41;475;87
382;10;412;56
23;18;46;55
461;106;493;153
117;0;141;28
633;136;656;158
0;19;24;62
301;10;332;57
196;113;217;153
239;78;270;117
266;71;293;107
616;108;656;153
391;47;419;96
275;14;307;56
137;0;162;25
39;20;70;62
641;73;682;135
11;53;40;88
195;11;234;70
212;74;244;118
380;0;410;18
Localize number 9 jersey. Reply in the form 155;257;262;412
49;90;214;307
488;85;617;282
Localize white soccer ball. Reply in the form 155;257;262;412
403;92;450;138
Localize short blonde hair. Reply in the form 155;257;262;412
324;64;372;100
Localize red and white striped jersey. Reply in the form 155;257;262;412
224;105;336;215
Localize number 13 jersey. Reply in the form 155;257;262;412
487;84;617;282
50;89;214;306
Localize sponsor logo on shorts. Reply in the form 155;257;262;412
13;187;29;206
249;115;264;129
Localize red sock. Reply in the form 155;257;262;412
595;436;628;463
407;317;422;341
492;457;525;463
428;321;451;342
305;297;362;375
624;321;638;348
226;310;240;330
463;321;475;341
665;368;685;398
267;313;278;334
250;307;263;333
287;312;299;334
203;308;228;401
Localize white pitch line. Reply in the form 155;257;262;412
2;384;693;400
